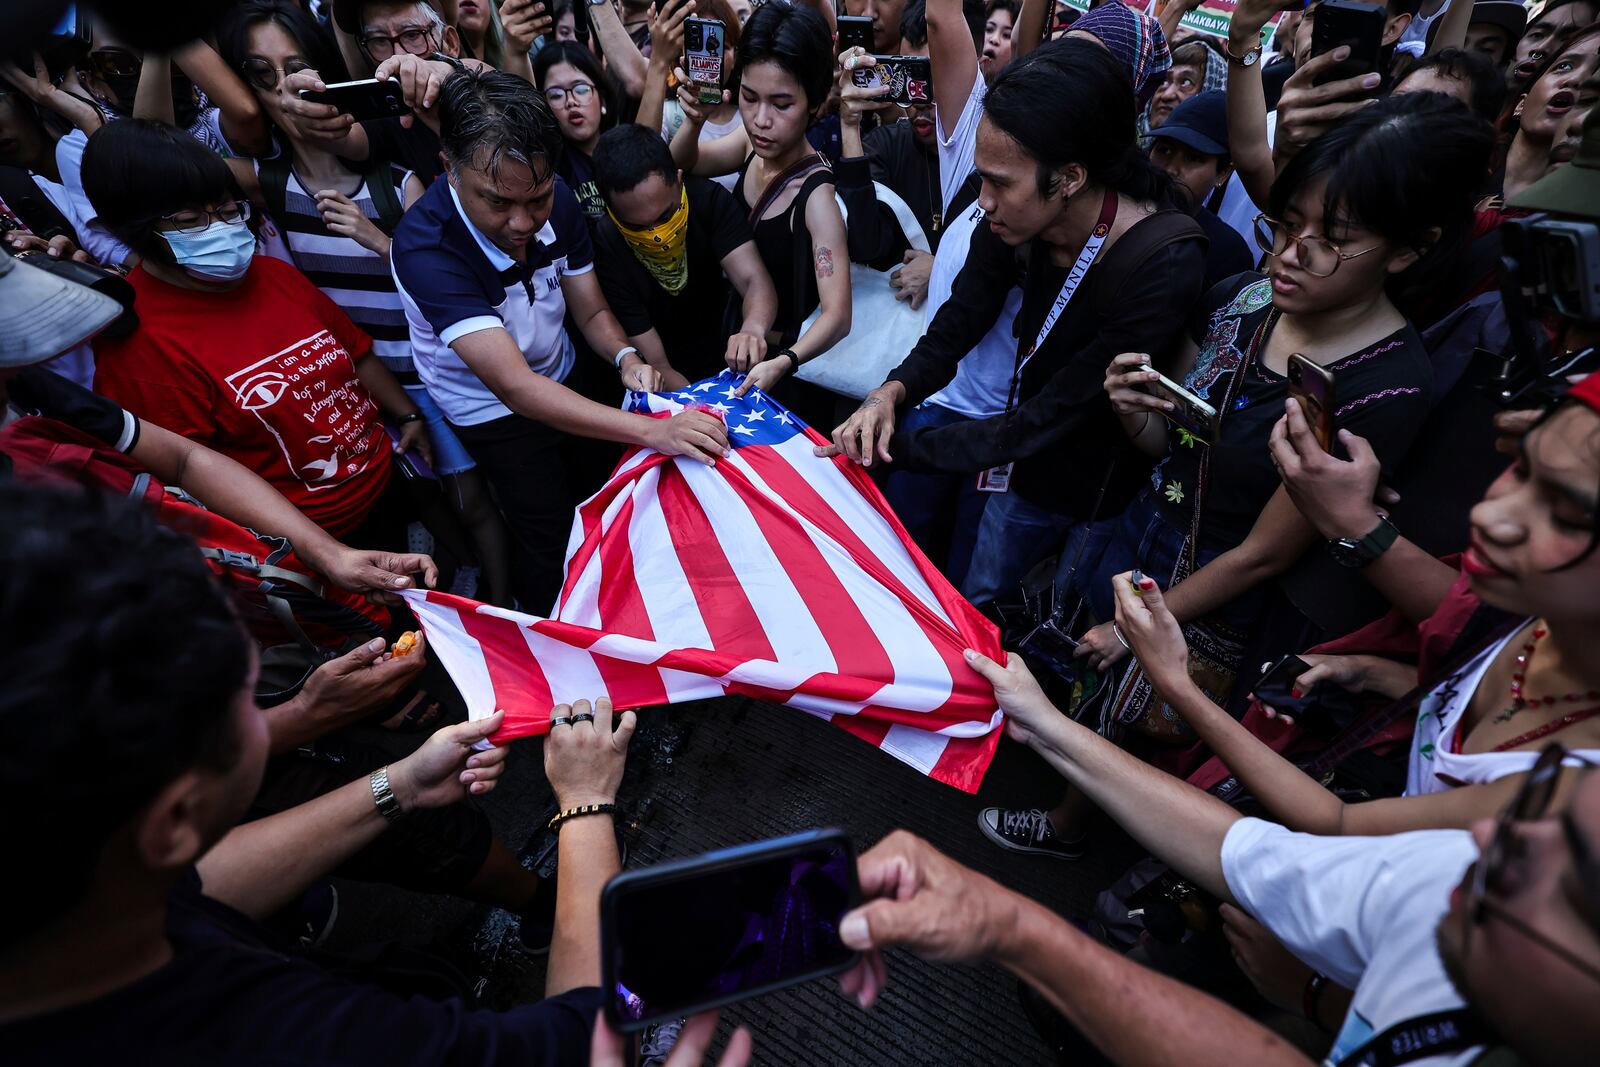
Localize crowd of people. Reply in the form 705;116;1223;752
2;0;1599;1062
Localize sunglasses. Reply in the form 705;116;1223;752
1467;743;1600;984
239;58;314;92
86;48;142;80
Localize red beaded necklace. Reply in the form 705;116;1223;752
1497;623;1600;723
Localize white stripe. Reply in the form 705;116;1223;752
556;482;636;628
401;595;498;720
720;447;951;715
439;315;504;346
624;468;724;702
673;458;839;673
521;624;611;706
284;230;386;259
314;287;405;311
773;433;949;619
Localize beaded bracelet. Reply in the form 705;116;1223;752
548;802;618;832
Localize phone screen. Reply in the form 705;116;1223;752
604;833;858;1031
1256;654;1311;697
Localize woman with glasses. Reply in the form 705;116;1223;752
1109;373;1600;835
973;94;1494;861
533;42;618;225
79;118;418;552
218;0;514;604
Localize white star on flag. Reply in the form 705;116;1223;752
743;409;766;422
732;424;757;436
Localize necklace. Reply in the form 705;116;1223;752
1496;623;1600;723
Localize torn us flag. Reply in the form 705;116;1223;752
403;370;1006;792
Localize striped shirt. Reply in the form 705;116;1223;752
265;165;418;381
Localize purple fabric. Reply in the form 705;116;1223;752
1070;1;1173;109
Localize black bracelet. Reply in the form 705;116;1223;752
778;348;801;372
396;412;422;425
547;802;618;832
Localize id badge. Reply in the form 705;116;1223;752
976;463;1013;494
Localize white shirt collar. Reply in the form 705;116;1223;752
448;180;519;271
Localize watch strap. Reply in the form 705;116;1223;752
1330;515;1400;567
370;765;403;822
1224;38;1262;66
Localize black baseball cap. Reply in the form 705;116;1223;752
1148;89;1229;158
1470;0;1529;46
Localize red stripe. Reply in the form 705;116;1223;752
710;458;895;694
454;605;555;741
927;729;1003;793
738;445;996;725
653;462;777;661
589;491;669;707
558;448;668;607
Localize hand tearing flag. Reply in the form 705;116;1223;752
404;370;1006;792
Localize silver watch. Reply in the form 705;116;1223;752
370;765;404;822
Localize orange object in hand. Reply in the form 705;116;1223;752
392;631;419;657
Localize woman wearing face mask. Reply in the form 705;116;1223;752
976;93;1493;860
80;119;417;547
534;42;620;225
1499;24;1600;201
670;0;851;400
217;0;514;606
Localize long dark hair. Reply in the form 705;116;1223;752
216;0;351;89
1269;91;1492;307
733;0;834;112
981;37;1175;204
533;40;618;143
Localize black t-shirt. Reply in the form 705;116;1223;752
361;118;446;184
593;177;754;381
561;149;607;226
1153;273;1433;548
1195;207;1255;290
2;365;139;450
1;871;603;1066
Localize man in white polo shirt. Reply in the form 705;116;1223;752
393;67;728;611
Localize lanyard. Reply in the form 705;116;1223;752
1004;186;1120;410
1336;1008;1488;1067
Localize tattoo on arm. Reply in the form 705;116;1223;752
815;245;835;279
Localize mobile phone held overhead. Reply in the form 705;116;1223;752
684;17;726;106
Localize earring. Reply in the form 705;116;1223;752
602;105;608;115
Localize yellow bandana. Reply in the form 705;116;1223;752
608;186;691;295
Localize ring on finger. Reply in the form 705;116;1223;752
1112;623;1131;652
571;712;596;724
550;715;573;728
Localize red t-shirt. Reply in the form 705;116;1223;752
94;256;393;537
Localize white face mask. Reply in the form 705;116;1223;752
160;218;256;281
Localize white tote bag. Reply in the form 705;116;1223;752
795;182;931;400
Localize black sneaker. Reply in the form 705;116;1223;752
977;807;1085;859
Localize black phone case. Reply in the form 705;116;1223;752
600;828;861;1033
837;14;874;54
300;80;408;122
1310;0;1386;88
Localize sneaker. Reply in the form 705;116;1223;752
976;807;1085;859
640;1017;686;1066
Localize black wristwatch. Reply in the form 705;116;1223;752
1327;515;1400;568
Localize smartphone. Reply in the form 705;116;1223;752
601;829;860;1033
1256;653;1311;697
298;78;408;121
1137;363;1221;445
837;14;874;55
852;54;933;105
384;425;436;481
1309;0;1386;89
1286;353;1336;452
684;16;726;106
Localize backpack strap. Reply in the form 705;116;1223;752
256;154;292;236
1090;208;1206;312
365;163;406;236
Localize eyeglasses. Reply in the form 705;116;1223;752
1467;743;1600;984
86;48;142;80
544;81;595;107
159;201;253;235
1252;213;1382;279
239;58;314;91
359;25;438;61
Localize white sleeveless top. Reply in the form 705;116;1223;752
1407;623;1600;795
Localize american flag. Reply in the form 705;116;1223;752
403;370;1005;791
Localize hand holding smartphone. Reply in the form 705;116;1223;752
1309;0;1386;89
853;55;933;106
1137;363;1221;444
601;829;860;1032
297;77;408;121
684;16;726;106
